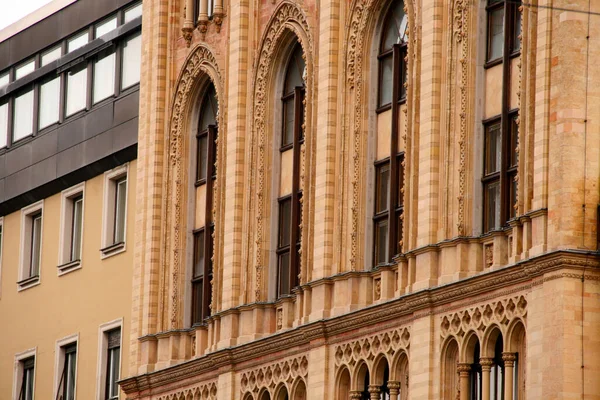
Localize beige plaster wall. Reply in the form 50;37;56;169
0;160;136;399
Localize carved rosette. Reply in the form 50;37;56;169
163;44;224;329
345;0;416;269
250;1;313;301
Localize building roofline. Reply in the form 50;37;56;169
0;0;77;43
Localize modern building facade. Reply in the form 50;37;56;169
118;0;600;399
0;0;142;399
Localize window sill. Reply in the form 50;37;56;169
57;259;82;276
484;57;503;69
101;241;126;259
17;275;40;291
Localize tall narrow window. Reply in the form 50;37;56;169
191;83;218;325
29;213;42;279
93;48;116;104
70;196;83;261
105;329;121;400
373;0;407;266
276;42;305;298
121;33;141;89
102;166;128;256
482;0;521;232
19;357;35;400
57;344;77;400
114;177;127;244
19;202;43;289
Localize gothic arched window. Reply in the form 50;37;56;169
191;82;217;324
276;42;305;297
373;0;408;266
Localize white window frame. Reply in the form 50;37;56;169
58;183;86;275
53;334;79;400
18;201;44;291
96;318;123;400
13;347;36;400
101;164;128;258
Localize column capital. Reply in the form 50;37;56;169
457;362;471;375
368;385;381;400
387;380;400;395
479;357;494;370
502;352;517;366
349;390;363;400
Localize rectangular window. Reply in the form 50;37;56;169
39;77;61;129
0;102;8;148
124;2;143;23
29;213;42;279
0;72;9;89
487;3;505;61
13;89;34;142
70;196;83;262
282;96;294;147
68;31;89;53
19;202;43;289
379;55;393;106
57;344;77;400
121;34;141;89
191;230;205;324
105;329;121;400
93;49;116;104
19;357;35;400
375;163;390;214
66;64;88;117
95;16;117;38
277;197;292;297
15;59;35;80
196;133;208;182
41;46;62;66
114;177;127;244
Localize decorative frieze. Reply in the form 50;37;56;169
240;355;308;397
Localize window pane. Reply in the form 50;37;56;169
13;89;34;141
31;214;42;277
95;16;117;38
484;123;501;175
488;7;504;61
15;59;35;80
64;349;76;400
199;85;217;131
374;219;388;265
282;97;294;146
396;211;403;254
284;44;305;94
109;347;120;397
397;156;404;207
39;77;61;129
509;173;517;219
509;118;518;168
0;102;8;148
121;34;141;89
71;197;83;261
66;64;88;117
484;181;501;231
93;50;115;103
375;163;390;213
124;2;143;23
41;46;62;66
512;5;522;52
194;231;205;277
68;32;89;53
381;0;408;51
196;134;208;181
0;73;8;89
192;280;203;323
279;199;292;247
278;251;290;296
114;179;127;243
379;55;393;106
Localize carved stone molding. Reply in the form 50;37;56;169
163;44;225;330
344;0;416;268
334;326;410;368
249;1;313;301
240;354;308;396
156;381;218;400
440;294;527;339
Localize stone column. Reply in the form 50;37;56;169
479;357;494;400
349;390;363;400
457;363;471;400
368;385;381;400
388;380;400;400
502;353;517;400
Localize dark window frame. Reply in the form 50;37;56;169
373;4;407;266
29;211;42;279
105;328;121;400
191;87;217;325
70;194;84;262
113;176;127;245
482;0;522;232
19;357;35;400
57;343;77;400
276;42;305;298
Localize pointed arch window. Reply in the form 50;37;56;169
276;42;305;298
373;0;408;267
191;83;217;325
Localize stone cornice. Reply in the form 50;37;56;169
119;250;599;396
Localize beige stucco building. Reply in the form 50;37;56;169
119;0;600;398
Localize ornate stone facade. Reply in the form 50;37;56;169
122;0;600;399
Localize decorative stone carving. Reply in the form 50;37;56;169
440;295;527;339
333;326;411;368
485;243;493;269
250;1;313;300
374;278;381;300
240;355;308;396
163;44;224;329
156;380;217;400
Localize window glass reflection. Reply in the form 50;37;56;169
13;89;34;141
39;77;61;129
93;50;116;103
66;64;88;116
121;34;141;89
